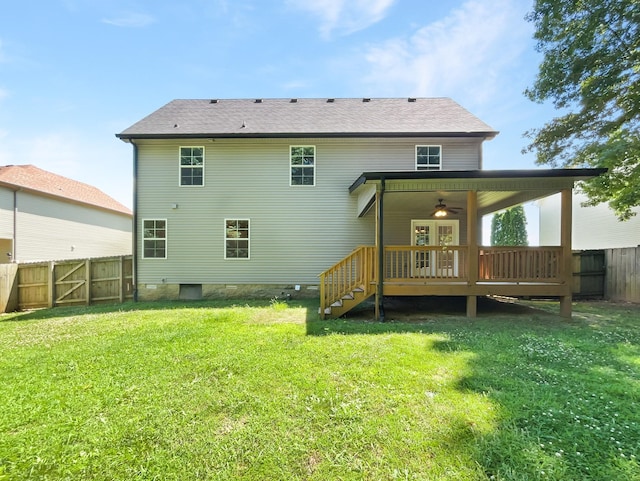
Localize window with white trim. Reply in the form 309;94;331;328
142;219;167;259
225;219;250;259
180;146;204;186
416;145;442;170
290;146;315;186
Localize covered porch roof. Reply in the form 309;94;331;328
350;168;607;217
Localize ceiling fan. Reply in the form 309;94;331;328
430;199;462;217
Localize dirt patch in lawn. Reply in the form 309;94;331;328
344;295;546;321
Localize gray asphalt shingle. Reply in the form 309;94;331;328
117;98;498;138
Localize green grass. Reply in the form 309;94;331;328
0;299;639;480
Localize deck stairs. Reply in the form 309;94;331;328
321;285;373;318
318;246;377;319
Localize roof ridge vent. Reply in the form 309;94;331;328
255;99;263;103
362;98;371;102
408;97;417;102
290;98;298;103
327;98;335;103
210;99;218;104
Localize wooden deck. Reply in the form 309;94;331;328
319;245;571;318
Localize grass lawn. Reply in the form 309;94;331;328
0;298;639;480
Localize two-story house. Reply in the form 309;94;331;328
117;98;604;319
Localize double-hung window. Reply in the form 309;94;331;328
290;146;315;186
416;145;442;170
142;219;167;259
180;146;204;186
225;219;250;259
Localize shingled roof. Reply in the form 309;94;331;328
0;165;132;216
117;98;498;140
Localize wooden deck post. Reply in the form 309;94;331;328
560;188;573;318
375;179;385;321
466;190;479;318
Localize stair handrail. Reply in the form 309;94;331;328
318;246;377;318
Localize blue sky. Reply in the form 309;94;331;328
0;0;554;241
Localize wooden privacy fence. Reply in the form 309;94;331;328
572;250;606;298
9;255;133;312
605;247;640;303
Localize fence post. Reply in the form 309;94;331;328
48;261;55;308
0;264;19;313
85;258;91;305
119;256;125;303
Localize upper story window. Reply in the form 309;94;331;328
225;219;250;259
290;146;315;186
180;146;204;186
142;219;167;259
416;145;442;170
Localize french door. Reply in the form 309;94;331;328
411;220;459;277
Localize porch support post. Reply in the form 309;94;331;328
466;190;479;318
375;178;385;321
560;188;573;318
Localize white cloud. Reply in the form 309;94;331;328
102;12;156;28
288;0;396;38
359;0;532;105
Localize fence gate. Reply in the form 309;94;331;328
15;256;133;311
55;260;89;306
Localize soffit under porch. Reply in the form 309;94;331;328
351;169;606;218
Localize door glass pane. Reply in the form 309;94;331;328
414;224;430;270
438;225;454;269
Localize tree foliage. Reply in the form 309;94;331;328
491;206;529;246
524;0;640;219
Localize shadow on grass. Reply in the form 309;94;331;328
0;298;321;324
309;298;640;479
306;295;560;336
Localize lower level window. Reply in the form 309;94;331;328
225;219;249;259
142;219;167;258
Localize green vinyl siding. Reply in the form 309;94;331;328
135;137;483;285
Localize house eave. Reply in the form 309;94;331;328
116;131;498;142
349;168;607;193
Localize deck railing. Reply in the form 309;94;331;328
478;246;563;282
384;246;469;281
319;246;377;315
318;245;566;317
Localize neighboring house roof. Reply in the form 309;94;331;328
0;165;132;216
117;97;498;140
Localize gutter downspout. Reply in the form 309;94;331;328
131;140;139;302
377;177;385;322
12;190;17;261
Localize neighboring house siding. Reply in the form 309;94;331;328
538;194;562;246
539;192;640;249
0;189;14;239
15;191;131;261
136;137;482;285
